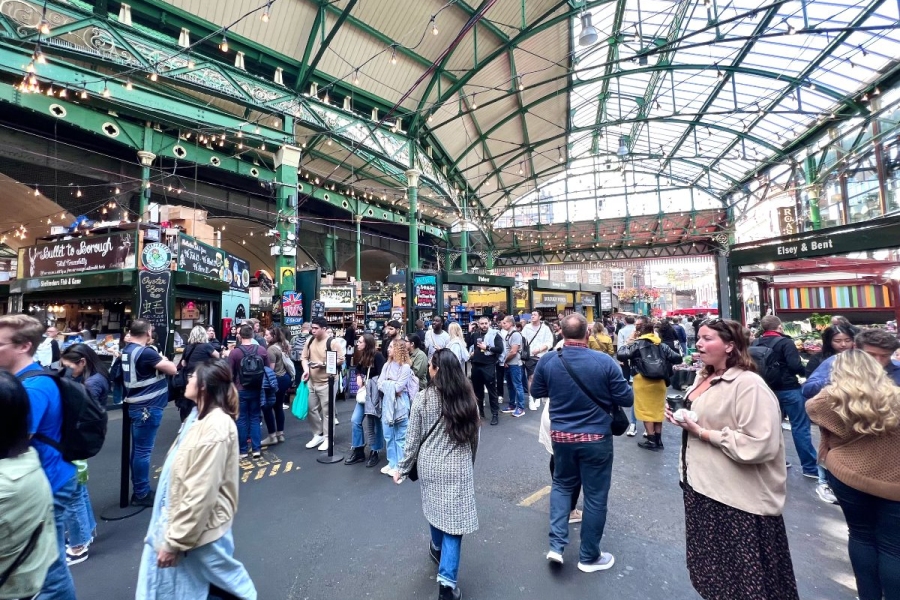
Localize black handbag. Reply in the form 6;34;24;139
172;344;197;389
556;349;630;436
408;416;443;482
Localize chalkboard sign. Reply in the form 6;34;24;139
137;271;172;355
311;300;325;320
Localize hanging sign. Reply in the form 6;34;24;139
320;285;355;309
413;274;437;310
283;291;304;325
137;271;172;355
777;207;797;236
141;242;172;272
18;231;136;279
176;234;250;291
600;291;613;310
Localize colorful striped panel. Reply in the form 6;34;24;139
775;285;891;310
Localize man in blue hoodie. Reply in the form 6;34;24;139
531;313;633;574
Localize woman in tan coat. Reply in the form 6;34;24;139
137;359;256;599
666;318;798;600
806;349;900;600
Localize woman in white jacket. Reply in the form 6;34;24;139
136;359;256;600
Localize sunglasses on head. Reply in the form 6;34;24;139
702;317;723;327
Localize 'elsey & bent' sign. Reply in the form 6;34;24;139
776;238;834;257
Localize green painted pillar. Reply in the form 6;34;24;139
460;229;469;274
804;155;821;230
274;145;302;296
406;169;420;270
137;127;155;222
323;231;337;273
485;250;494;271
355;215;362;282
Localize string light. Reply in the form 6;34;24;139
390;46;397;65
34;47;46;65
149;70;158;82
353;69;360;85
187;55;196;69
102;82;111;98
80;86;88;99
125;79;133;91
431;17;438;36
261;1;271;22
220;33;229;53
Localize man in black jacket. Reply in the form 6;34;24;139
752;315;818;477
467;316;505;425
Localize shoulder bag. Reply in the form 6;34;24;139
356;366;371;404
171;344;197;389
0;520;45;588
555;349;629;436
408;413;443;482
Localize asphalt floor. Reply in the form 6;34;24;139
71;394;858;600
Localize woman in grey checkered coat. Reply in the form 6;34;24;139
395;349;480;600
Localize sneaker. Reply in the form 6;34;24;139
66;546;89;566
568;509;583;524
802;472;819;480
261;433;278;446
816;483;838;504
578;552;615;573
306;434;325;449
317;438;330;451
546;550;564;565
282;403;290;410
239;453;249;460
785;461;792;469
498;396;504;405
512;408;525;418
625;423;637;437
380;464;393;475
130;490;155;507
384;467;398;478
501;406;515;414
782;420;792;431
528;397;537;410
277;432;285;443
334;417;339;426
490;415;499;426
251;451;261;459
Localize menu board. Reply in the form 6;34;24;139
320;285;355;309
137;271;172;355
18;231;136;279
311;300;325;319
413;274;437;310
176;235;250;291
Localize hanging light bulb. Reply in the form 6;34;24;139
115;186;121;194
126;79;133;91
261;1;271;22
390;47;397;65
428;112;433;123
102;82;111;98
471;93;477;110
187;54;196;69
25;62;35;74
34;47;47;65
220;33;229;53
149;70;158;82
578;11;598;46
254;126;261;134
39;17;50;36
34;187;40;196
353;69;360;85
431;17;438;36
518;76;524;91
80;86;88;99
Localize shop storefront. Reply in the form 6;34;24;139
441;272;515;327
528;280;579;322
407;271;440;332
728;215;900;332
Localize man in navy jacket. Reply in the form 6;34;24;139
531;313;633;574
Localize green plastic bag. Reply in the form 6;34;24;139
291;380;309;420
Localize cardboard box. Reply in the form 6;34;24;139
192;222;215;243
164;205;207;222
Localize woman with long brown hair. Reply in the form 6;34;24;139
262;326;293;446
345;332;386;468
137;359;256;599
807;349;900;600
394;349;480;600
666;318;798;600
378;339;419;477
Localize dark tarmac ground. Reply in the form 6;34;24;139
72;394;858;600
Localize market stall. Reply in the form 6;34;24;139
407;271;440;333
527;279;579;322
441;272;515;327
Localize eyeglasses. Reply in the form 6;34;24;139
701;317;723;327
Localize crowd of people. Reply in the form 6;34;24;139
1;307;898;600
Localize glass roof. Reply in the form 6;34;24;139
498;0;900;227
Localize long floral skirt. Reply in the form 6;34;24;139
683;483;799;600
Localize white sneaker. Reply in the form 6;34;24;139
380;464;393;475
305;434;325;449
546;550;563;564
317;438;330;451
625;423;637;437
334;417;339;425
261;433;278;446
816;483;838;504
781;420;792;431
529;397;539;411
578;552;615;573
498;396;504;405
385;468;397;477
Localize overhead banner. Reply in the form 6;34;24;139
413;274;437;310
137;271;172;355
18;231;136;279
176;234;250;291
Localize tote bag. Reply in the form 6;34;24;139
291;380;309;420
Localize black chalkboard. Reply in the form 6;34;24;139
137;271;172;355
311;300;325;319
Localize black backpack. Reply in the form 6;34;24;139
238;345;265;389
635;342;669;380
749;341;783;388
19;368;108;462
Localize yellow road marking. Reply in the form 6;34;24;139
254;467;267;480
241;471;251;483
285;461;293;472
269;463;281;477
518;485;552;507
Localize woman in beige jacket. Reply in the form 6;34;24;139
136;359;256;600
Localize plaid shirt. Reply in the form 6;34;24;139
550;430;605;443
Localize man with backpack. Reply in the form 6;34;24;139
227;324;270;459
522;311;555;411
301;317;344;451
751;315;818;478
467;317;505;425
119;319;178;506
0;315;78;598
499;316;527;418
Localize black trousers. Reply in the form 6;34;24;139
495;363;506;400
471;362;500;417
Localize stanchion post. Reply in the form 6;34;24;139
317;352;343;464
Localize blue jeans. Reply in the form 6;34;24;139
774;388;818;474
549;437;614;563
383;417;408;469
430;525;462;589
262;373;291;435
828;472;900;600
351;402;365;448
237;390;262;453
129;405;164;499
64;482;96;547
520;365;530;398
505;365;525;410
38;475;77;600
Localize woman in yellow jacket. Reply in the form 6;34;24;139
587;321;614;356
137;359;257;599
617;321;682;450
